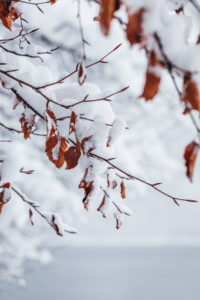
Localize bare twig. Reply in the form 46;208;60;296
37;43;122;89
12;186;76;234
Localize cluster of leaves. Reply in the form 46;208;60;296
0;0;199;236
0;0;132;233
97;0;200;182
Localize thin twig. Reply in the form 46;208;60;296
12;186;76;234
154;33;200;143
37;43;122;89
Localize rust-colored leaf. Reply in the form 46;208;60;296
97;195;106;218
140;71;161;101
182;74;200;112
184;141;200;182
20;112;35;140
82;182;93;211
79;167;90;189
45;109;67;168
64;145;81;169
78;62;86;86
46;109;57;137
120;181;126;199
45;135;58;161
140;50;161;101
126;8;145;46
29;209;34;226
0;1;19;31
79;168;93;210
0;182;11;214
46;136;68;168
69;111;76;135
99;0;121;35
50;0;56;4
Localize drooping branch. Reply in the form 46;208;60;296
7;88;198;207
67;138;198;206
0;68;129;112
12;185;77;235
154;33;200;143
89;151;198;206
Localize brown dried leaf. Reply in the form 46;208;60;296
29;209;34;226
97;195;106;218
78;62;86;86
120;181;126;199
64;145;81;170
140;50;161;101
126;8;145;46
182;75;200;112
46;136;68;168
45;109;67;168
0;1;19;31
69;111;77;135
46;109;57;137
99;0;121;35
79;168;93;210
0;182;11;214
183;141;200;182
20;112;35;140
82;183;93;211
140;71;161;101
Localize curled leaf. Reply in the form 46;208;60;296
183;141;200;182
20;110;35;140
97;195;106;218
78;62;87;86
69;111;77;135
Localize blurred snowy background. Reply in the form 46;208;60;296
1;0;200;299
